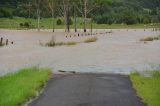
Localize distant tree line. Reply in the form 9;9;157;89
0;0;160;31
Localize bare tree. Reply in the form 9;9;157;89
73;3;77;32
34;0;41;31
59;0;70;32
47;0;58;32
77;0;106;32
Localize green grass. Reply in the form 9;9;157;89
0;67;52;106
84;37;98;43
0;17;160;29
130;71;160;106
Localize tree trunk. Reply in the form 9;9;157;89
37;9;40;31
74;5;77;32
52;11;55;32
63;0;67;32
91;20;92;33
84;0;87;32
66;2;70;32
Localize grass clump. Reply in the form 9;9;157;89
84;37;98;43
45;36;56;47
0;43;4;47
130;70;160;106
0;67;51;106
45;39;56;47
65;42;77;45
140;36;159;41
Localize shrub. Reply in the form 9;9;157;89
19;23;24;27
57;19;62;25
19;22;31;28
0;8;13;18
69;18;73;25
24;22;30;28
84;37;98;43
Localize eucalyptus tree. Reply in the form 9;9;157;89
59;0;70;32
33;0;48;31
76;0;111;32
47;0;58;32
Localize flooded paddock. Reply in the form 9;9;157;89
0;29;160;75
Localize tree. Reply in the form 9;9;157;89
122;9;137;25
47;0;58;32
77;0;111;32
32;0;48;31
59;0;70;32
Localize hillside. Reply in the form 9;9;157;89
0;0;160;25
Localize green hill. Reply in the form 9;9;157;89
0;0;160;25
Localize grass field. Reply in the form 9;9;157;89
0;67;51;106
0;17;160;29
130;71;160;106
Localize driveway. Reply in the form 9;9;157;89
28;74;146;106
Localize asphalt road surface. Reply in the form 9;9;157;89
28;74;146;106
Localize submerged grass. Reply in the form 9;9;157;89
130;70;160;106
0;67;51;106
140;36;159;41
65;42;77;45
84;37;98;43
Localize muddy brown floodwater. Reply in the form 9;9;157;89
0;29;160;76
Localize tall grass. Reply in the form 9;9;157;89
130;70;160;106
0;67;51;106
65;42;77;45
140;36;159;41
84;37;98;43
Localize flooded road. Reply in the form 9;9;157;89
0;29;160;75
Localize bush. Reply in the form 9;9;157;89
122;10;137;25
19;22;31;28
69;18;73;25
24;22;30;27
95;15;108;24
0;8;13;18
151;16;159;23
143;15;151;24
57;19;62;25
19;23;24;27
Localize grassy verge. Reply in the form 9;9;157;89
130;71;160;106
0;67;52;106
